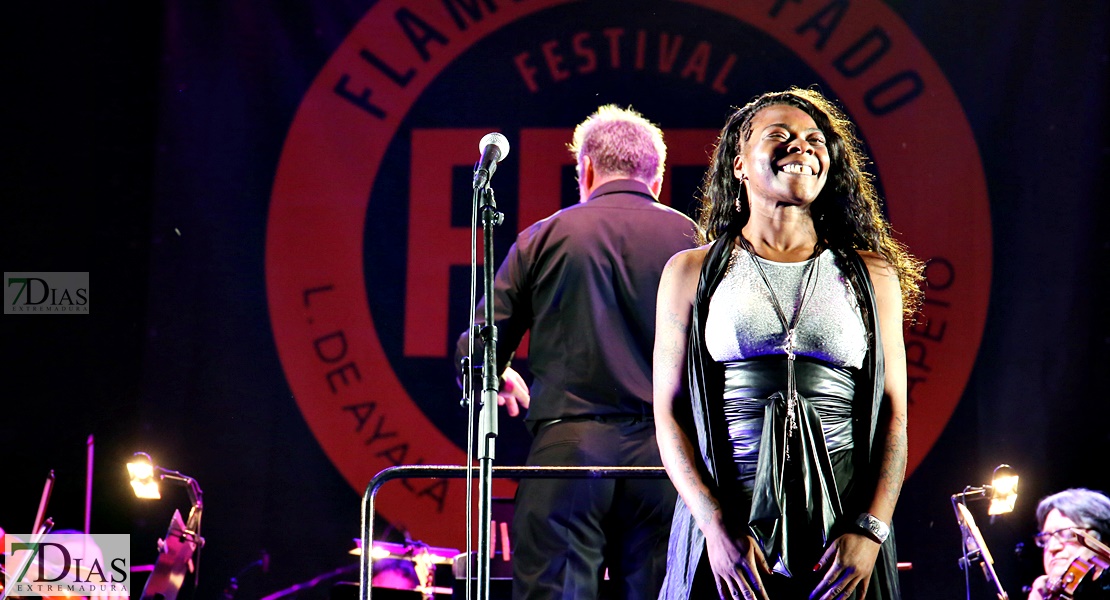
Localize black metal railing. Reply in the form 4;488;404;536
359;465;668;600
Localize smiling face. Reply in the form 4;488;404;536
733;104;830;209
1041;508;1095;580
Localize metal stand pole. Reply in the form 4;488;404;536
475;186;503;600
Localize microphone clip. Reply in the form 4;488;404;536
479;188;503;226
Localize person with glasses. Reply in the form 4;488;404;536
1027;488;1110;599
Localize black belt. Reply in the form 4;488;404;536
534;413;652;431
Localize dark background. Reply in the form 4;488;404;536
3;2;1108;599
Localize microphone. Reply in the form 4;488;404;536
473;132;510;189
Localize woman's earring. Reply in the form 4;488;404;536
734;178;746;212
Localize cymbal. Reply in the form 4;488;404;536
349;539;459;564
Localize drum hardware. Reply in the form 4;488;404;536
350;539;459;598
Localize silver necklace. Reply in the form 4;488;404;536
739;236;822;461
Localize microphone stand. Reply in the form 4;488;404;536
473;183;503;600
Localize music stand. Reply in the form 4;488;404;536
954;502;1009;599
140;509;200;600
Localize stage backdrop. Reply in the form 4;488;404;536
3;1;1107;599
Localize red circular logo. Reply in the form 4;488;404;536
266;0;990;549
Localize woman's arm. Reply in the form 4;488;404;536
812;252;908;600
653;247;770;600
861;251;910;524
653;248;715;530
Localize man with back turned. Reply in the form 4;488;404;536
456;105;697;600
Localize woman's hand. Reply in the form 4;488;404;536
704;523;771;600
810;532;881;600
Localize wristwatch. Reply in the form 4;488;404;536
856;513;890;544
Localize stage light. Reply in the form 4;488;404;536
987;464;1019;516
127;452;162;499
125;452;204;515
951;463;1020;516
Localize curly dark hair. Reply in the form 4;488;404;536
696;87;924;318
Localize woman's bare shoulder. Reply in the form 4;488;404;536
661;244;713;293
667;243;713;272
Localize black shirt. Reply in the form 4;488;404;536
456;179;698;427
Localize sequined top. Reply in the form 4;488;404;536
705;245;867;369
706;244;867;509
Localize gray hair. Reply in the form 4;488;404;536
1036;488;1110;540
569;104;666;185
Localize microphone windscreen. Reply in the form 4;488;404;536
478;132;510;161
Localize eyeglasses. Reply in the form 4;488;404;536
1034;527;1093;548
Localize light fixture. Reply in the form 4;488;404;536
127;452;205;600
952;464;1019;518
987;464;1019;516
127;452;161;499
951;464;1019;600
127;452;204;521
